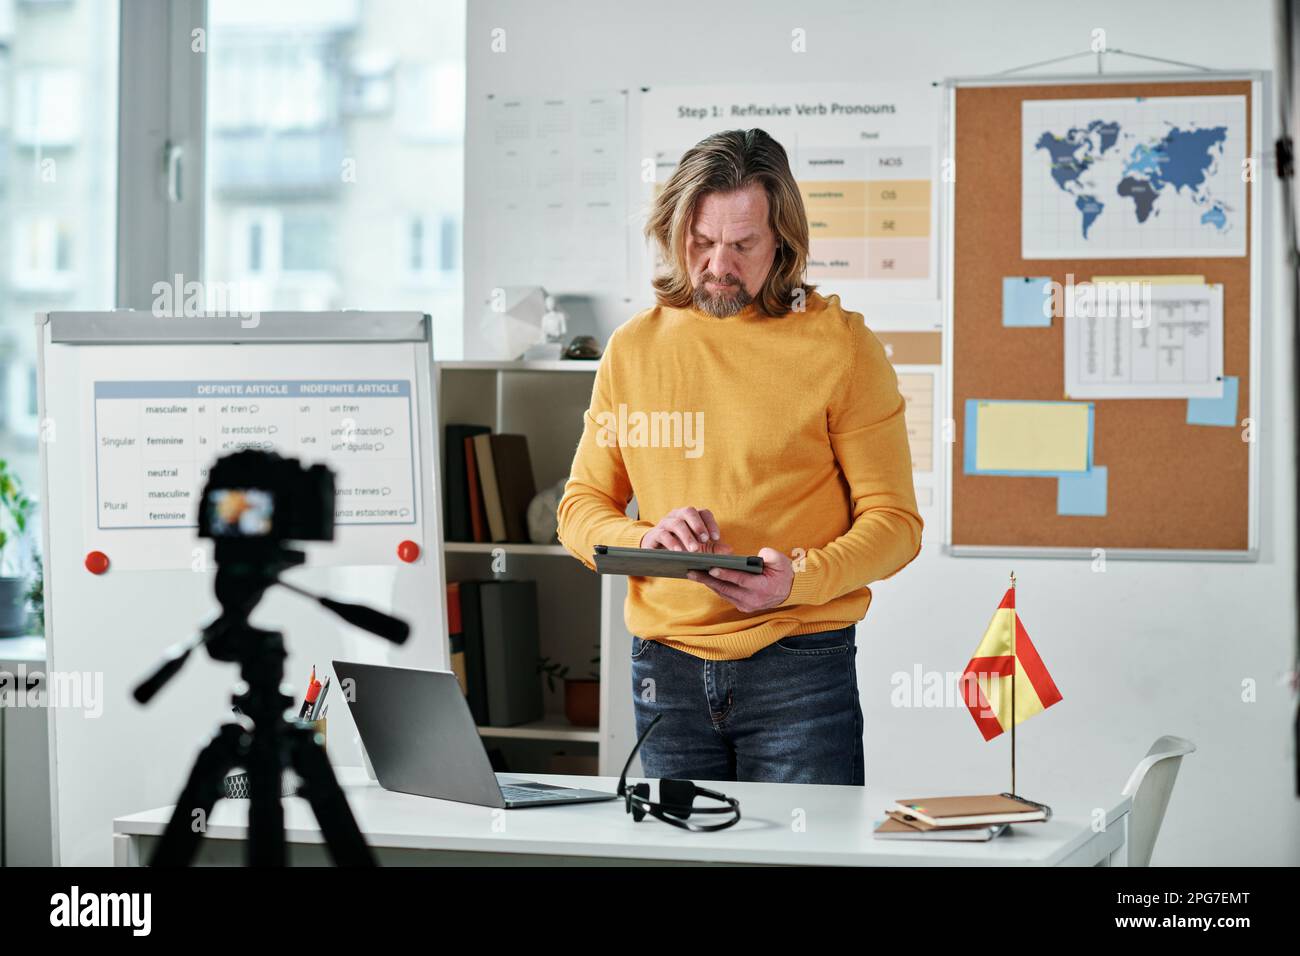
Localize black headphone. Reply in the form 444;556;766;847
616;713;741;831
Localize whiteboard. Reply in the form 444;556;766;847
37;311;448;865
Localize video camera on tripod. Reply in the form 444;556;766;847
134;449;410;866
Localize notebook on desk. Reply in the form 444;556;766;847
873;814;1009;842
893;793;1051;827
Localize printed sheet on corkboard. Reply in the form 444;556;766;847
949;79;1256;554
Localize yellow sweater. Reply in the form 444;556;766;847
556;291;923;660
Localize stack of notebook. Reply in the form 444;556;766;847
873;793;1052;842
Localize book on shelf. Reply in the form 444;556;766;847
446;582;468;696
489;434;538;543
443;424;490;542
472;432;507;542
464;436;489;542
451;579;491;725
445;577;546;728
478;579;544;727
458;430;538;544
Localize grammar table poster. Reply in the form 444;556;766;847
639;83;942;308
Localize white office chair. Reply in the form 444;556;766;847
1119;735;1196;866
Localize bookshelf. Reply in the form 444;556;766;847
436;359;634;777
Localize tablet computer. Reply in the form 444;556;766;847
593;544;764;579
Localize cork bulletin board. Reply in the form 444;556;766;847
944;75;1262;558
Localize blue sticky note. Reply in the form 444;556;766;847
1002;277;1054;327
1057;466;1108;517
1186;375;1239;427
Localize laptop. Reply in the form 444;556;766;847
332;660;618;809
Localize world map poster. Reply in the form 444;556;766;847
1021;95;1246;259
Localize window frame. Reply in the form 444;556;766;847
115;0;206;310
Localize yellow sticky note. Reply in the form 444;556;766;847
966;400;1093;475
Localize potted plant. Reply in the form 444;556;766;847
27;553;44;635
537;656;569;692
536;643;601;728
0;459;36;637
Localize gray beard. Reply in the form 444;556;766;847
692;283;754;317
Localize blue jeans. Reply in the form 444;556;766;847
629;624;864;785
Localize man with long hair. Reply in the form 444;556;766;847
557;128;922;784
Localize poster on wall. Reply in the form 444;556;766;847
1021;95;1247;259
76;343;426;571
878;331;944;515
639;83;942;315
481;91;630;295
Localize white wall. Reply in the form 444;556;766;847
466;0;1298;864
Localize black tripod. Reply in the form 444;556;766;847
133;545;409;866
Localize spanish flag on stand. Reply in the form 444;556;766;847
961;578;1062;742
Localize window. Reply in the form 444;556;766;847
0;0;118;495
440;215;458;272
396;61;464;143
10;216;75;291
14;67;81;147
210;40;336;132
403;213;458;283
409;216;425;272
282;213;332;272
205;0;466;356
0;363;40;442
248;220;264;273
343;51;395;116
227;208;335;281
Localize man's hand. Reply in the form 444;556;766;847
687;547;794;614
640;506;730;553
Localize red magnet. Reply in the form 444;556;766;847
397;540;421;563
85;551;110;575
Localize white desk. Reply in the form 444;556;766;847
113;767;1129;866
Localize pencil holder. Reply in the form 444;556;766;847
220;769;299;799
218;719;326;799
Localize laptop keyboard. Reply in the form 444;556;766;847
501;783;570;802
